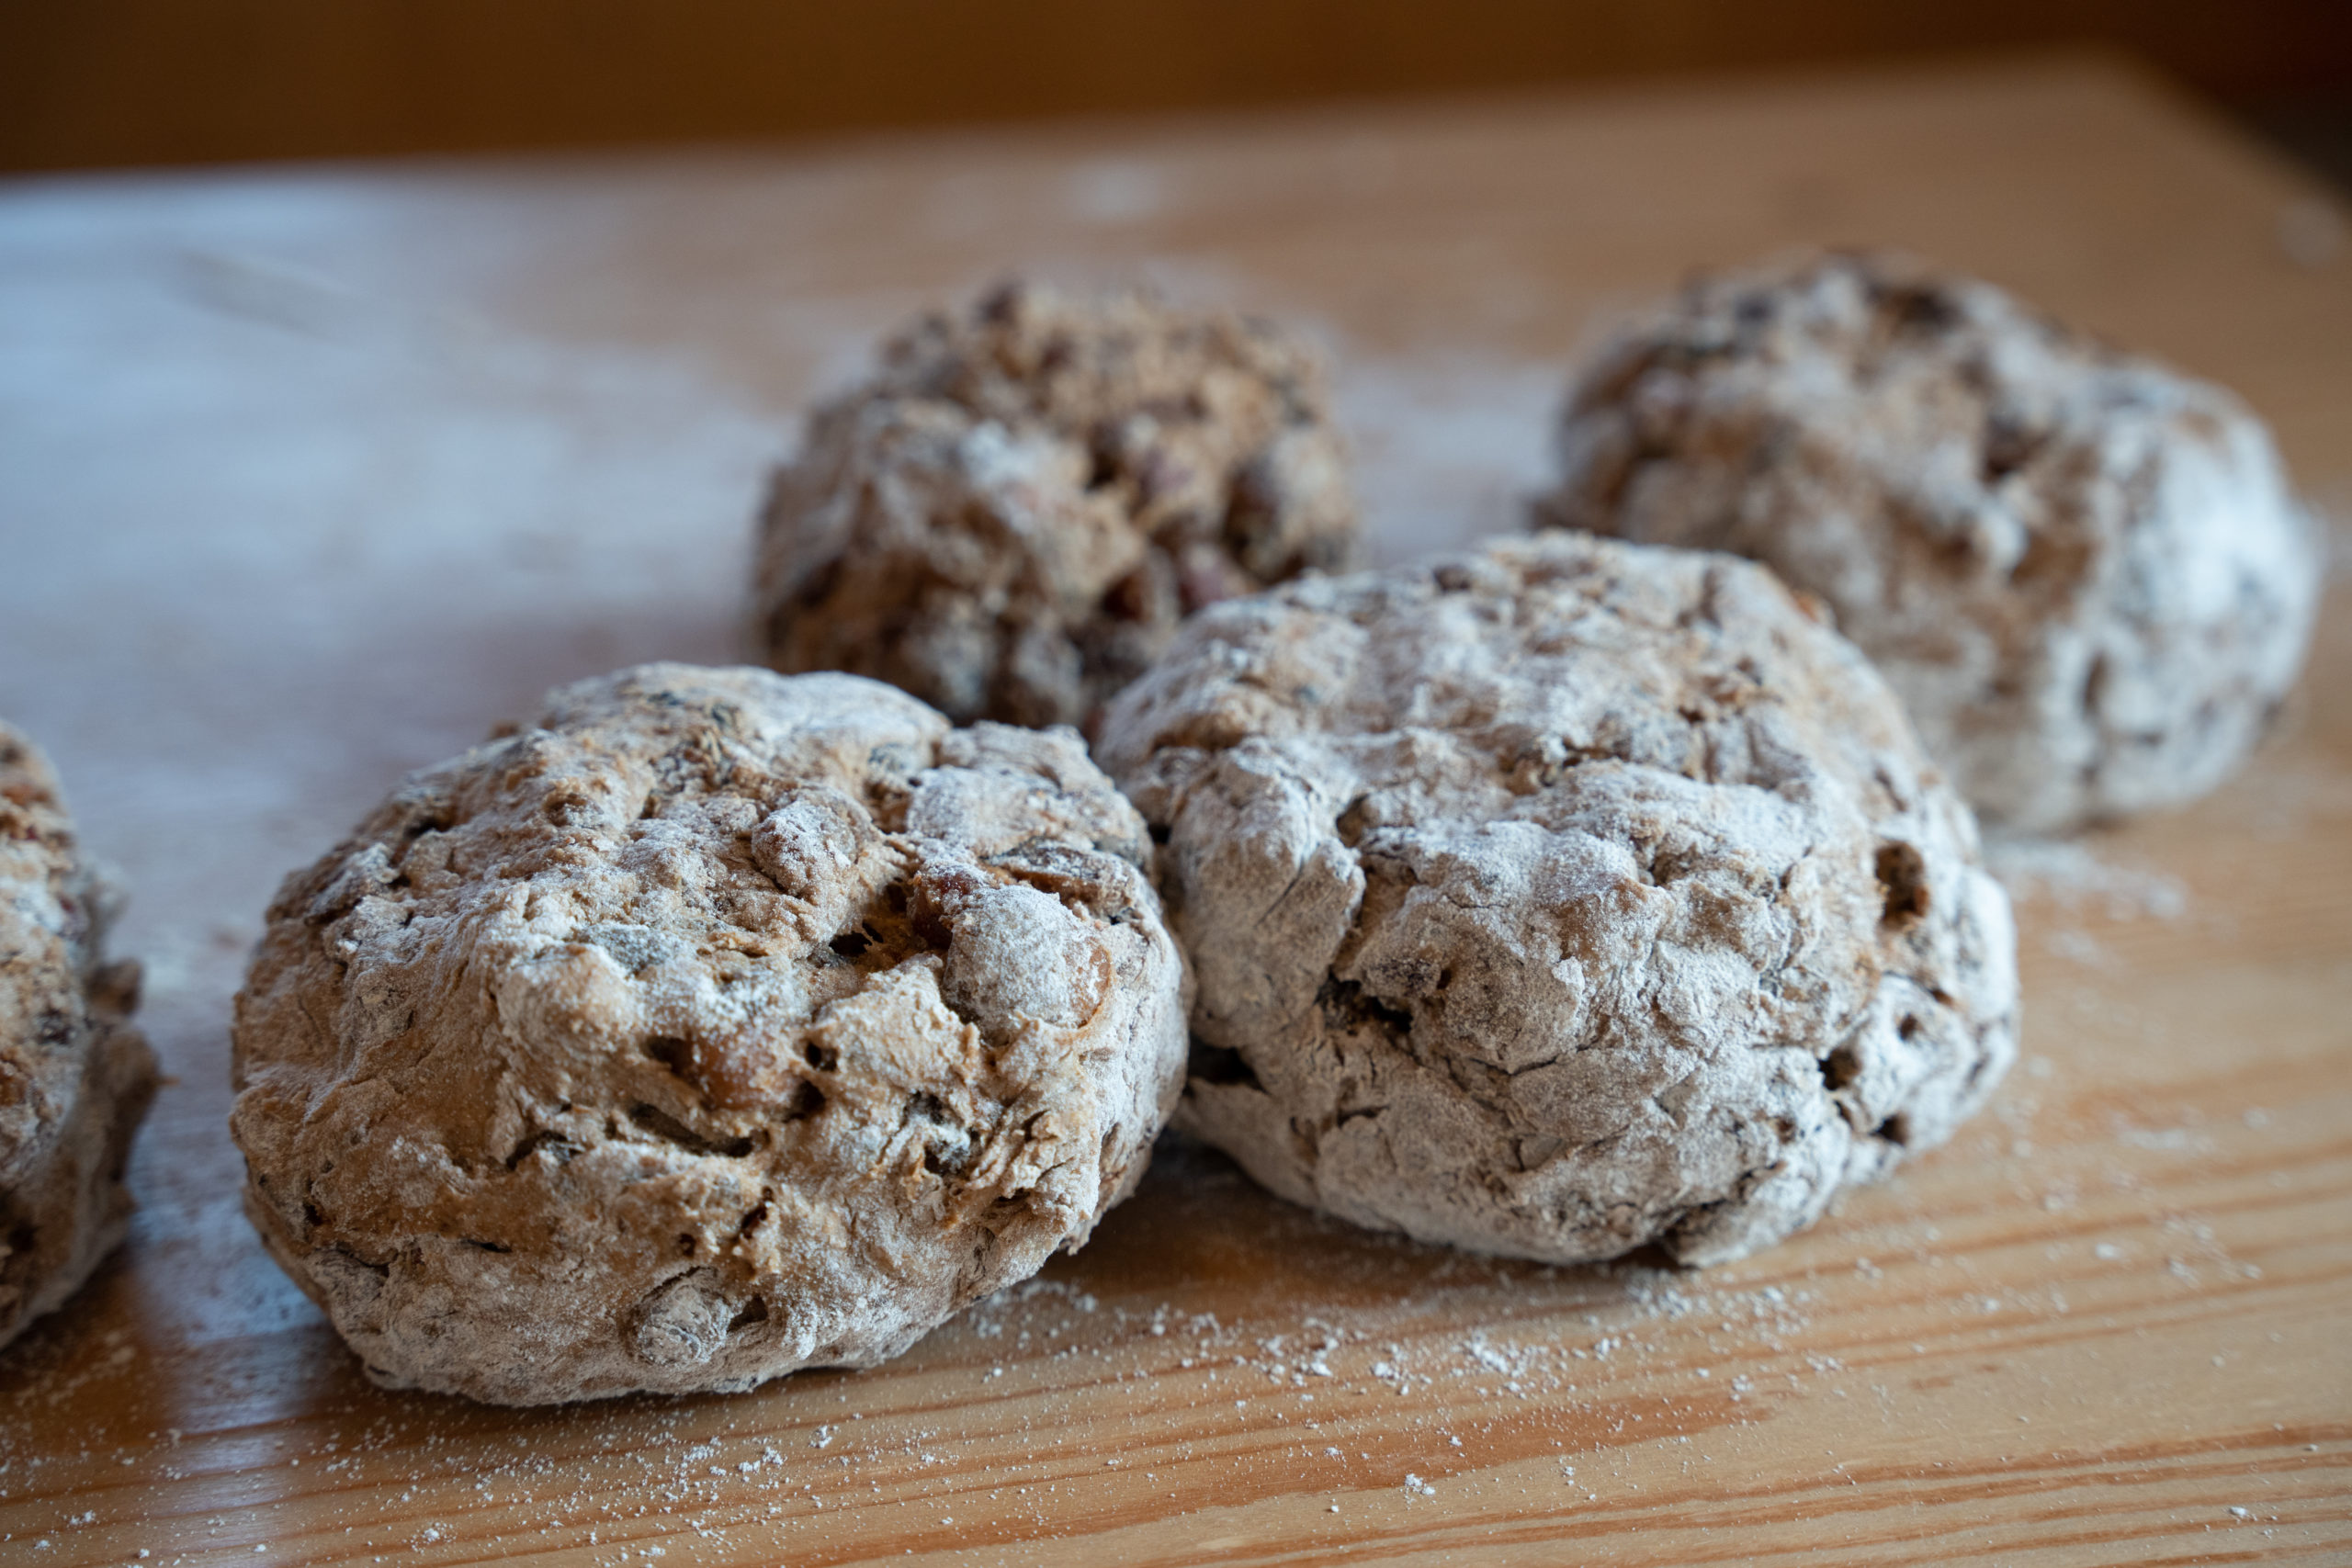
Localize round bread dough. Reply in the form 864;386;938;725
1096;534;2018;1267
756;279;1359;733
1;721;157;1350
231;664;1188;1404
1536;251;2324;835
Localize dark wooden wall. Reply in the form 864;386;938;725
6;0;2351;173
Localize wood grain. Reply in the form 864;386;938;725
0;54;2347;1566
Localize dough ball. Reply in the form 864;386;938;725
231;665;1188;1404
1536;250;2323;835
756;278;1360;733
0;721;157;1350
1097;534;2018;1268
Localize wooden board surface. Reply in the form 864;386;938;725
2;53;2348;1566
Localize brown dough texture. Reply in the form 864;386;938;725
755;279;1359;732
1536;251;2324;835
231;665;1187;1404
0;721;156;1351
1097;534;2018;1267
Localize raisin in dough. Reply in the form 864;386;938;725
756;279;1359;733
1097;535;2018;1267
231;665;1187;1404
1537;251;2323;835
1;721;157;1350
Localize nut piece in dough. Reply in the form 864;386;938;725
0;721;157;1350
1098;534;2018;1267
756;278;1360;732
1536;250;2324;835
231;664;1188;1404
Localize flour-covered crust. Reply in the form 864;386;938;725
756;280;1358;732
1098;534;2017;1267
0;721;155;1350
1538;250;2322;834
232;665;1187;1404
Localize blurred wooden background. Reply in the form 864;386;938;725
6;0;2352;175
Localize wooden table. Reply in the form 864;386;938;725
2;52;2347;1566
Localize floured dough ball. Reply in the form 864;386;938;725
1098;534;2018;1267
1536;251;2324;835
756;279;1359;732
231;665;1187;1404
1;721;157;1350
